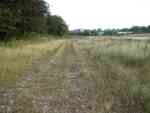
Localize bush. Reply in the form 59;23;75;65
47;15;68;36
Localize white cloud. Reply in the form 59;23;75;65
46;0;150;30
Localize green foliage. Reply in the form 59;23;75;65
0;0;49;40
70;29;103;36
103;29;118;36
14;0;49;33
120;25;150;34
47;15;68;36
0;0;68;41
0;6;18;39
82;29;92;36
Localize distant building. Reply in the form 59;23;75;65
71;29;85;33
118;31;133;35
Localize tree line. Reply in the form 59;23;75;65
71;25;150;36
0;0;68;41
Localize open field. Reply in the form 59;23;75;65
0;36;150;113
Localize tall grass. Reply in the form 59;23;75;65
0;37;64;86
0;37;150;112
88;39;150;112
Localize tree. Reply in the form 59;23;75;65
130;26;146;33
15;0;49;33
147;25;150;32
0;0;50;41
0;0;18;40
47;15;68;36
103;29;118;36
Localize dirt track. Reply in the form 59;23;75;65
0;39;144;113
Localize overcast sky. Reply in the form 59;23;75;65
46;0;150;30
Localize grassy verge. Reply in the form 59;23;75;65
0;36;64;86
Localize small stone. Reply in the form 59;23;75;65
81;104;86;108
1;105;5;109
10;100;14;105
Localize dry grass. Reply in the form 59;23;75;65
0;38;64;86
0;37;150;113
77;38;150;113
